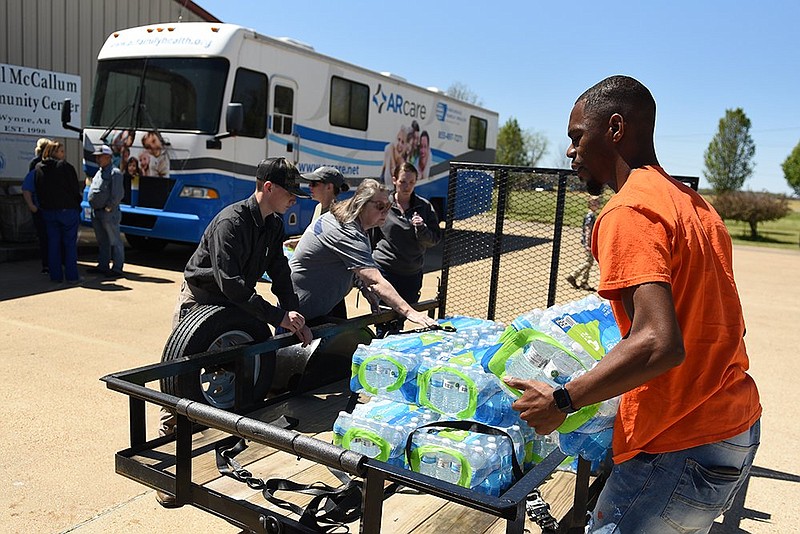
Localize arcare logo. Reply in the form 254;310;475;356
371;84;427;119
372;84;387;113
436;102;448;121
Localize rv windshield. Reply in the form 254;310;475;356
88;57;229;134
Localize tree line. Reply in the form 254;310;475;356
491;106;796;240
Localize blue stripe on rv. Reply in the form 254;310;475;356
268;134;382;166
294;124;388;152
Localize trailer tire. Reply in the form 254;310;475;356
159;305;274;410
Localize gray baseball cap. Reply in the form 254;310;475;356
301;166;349;192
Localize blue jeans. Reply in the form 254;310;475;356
42;208;80;282
588;420;760;533
92;209;124;272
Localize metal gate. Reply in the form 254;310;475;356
437;162;699;324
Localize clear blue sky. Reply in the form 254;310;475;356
197;0;799;195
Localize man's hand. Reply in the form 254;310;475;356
406;310;437;328
295;324;312;346
410;211;424;228
281;310;305;331
504;376;566;435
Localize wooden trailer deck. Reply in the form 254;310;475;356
115;378;593;533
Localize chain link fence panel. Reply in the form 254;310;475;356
438;163;601;324
436;163;698;325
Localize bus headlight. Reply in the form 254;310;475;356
179;186;219;199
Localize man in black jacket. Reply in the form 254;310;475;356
174;157;312;344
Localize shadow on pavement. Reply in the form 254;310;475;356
0;228;194;302
710;465;800;532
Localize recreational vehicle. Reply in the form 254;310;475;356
71;22;498;249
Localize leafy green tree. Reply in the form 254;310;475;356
711;191;790;238
445;82;483;106
781;140;800;197
497;117;527;165
703;108;756;192
497;118;549;167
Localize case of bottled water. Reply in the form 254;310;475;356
416;355;518;426
350;345;421;403
408;426;518;496
485;325;595;395
546;294;621;361
556;396;618;473
332;399;439;467
365;316;500;354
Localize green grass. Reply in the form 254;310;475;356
500;191;800;250
723;203;800;249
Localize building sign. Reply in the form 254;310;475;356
0;63;81;139
0;64;81;179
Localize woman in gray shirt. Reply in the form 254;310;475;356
290;178;437;329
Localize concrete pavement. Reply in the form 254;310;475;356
0;239;797;533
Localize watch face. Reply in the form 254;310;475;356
553;387;574;413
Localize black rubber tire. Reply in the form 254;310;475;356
159;305;275;410
125;234;169;252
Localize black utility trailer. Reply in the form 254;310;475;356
102;165;624;533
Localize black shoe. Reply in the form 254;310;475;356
155;490;179;508
566;275;579;289
106;269;124;279
87;267;108;275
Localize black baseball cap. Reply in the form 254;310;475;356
301;166;349;192
255;158;310;198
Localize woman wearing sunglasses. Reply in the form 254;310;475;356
290;178;438;329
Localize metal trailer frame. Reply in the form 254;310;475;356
102;303;604;534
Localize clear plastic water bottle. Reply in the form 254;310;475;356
419;453;437;477
558;426;613;466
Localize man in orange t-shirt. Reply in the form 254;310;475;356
505;75;761;533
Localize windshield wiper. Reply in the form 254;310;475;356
100;85;140;145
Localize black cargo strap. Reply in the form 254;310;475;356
390;324;457;337
215;436;398;533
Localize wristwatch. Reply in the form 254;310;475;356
553;386;577;414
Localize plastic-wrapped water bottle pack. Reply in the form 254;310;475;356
338;299;623;488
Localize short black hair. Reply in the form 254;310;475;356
393;161;418;178
577;75;656;134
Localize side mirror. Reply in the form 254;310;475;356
226;103;244;135
61;98;73;125
208;103;244;149
60;98;82;139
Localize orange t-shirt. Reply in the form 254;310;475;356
592;166;761;464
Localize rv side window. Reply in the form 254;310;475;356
273;85;294;135
468;116;488;150
231;68;268;138
330;76;369;131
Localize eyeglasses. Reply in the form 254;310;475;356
369;200;391;213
